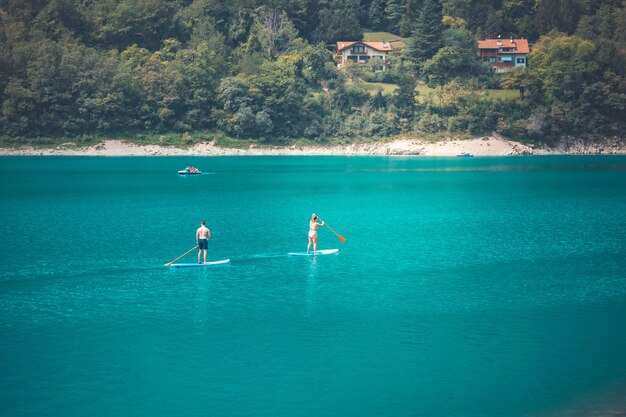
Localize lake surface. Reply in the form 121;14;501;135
1;156;626;417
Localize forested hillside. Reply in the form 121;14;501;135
0;0;624;144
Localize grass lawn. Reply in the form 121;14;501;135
415;85;520;101
362;30;406;49
484;89;520;100
362;30;404;42
357;81;399;95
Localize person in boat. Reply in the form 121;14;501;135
196;220;211;263
307;213;325;254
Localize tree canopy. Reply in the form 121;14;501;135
0;0;624;142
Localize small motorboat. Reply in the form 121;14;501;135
178;166;202;175
456;152;473;157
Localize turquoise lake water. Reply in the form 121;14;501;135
1;156;626;417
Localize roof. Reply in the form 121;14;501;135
477;38;529;54
336;41;393;52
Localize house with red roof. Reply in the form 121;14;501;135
336;41;393;72
477;37;529;72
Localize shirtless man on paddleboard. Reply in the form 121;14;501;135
196;221;211;263
307;214;325;254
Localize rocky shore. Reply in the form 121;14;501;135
1;134;625;156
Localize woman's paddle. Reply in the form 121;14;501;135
321;219;346;243
164;245;199;266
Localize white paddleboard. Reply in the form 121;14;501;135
169;259;231;268
288;249;339;256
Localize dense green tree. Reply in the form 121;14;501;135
501;67;527;99
390;74;417;119
384;0;403;33
31;0;90;41
216;76;262;136
523;32;626;134
2;79;35;135
422;45;489;86
312;0;363;43
535;0;582;34
250;8;298;58
175;40;227;129
368;0;386;30
92;0;181;50
370;90;387;109
483;8;513;38
253;54;308;135
440;0;471;20
269;0;309;36
405;0;444;69
398;0;421;37
0;0;624;141
291;41;337;84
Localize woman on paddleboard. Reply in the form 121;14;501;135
307;214;325;254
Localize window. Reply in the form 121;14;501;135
489;57;496;63
351;45;365;54
516;57;525;64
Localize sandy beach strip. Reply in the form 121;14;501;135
1;135;625;156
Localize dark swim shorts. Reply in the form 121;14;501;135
198;239;208;250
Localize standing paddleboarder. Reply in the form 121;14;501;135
196;220;211;263
307;214;325;254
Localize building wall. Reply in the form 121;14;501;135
480;51;527;72
338;47;387;69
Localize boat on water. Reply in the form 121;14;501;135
456;152;473;157
178;166;202;175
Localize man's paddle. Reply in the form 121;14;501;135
321;219;346;243
164;245;199;266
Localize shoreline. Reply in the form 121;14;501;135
1;134;625;156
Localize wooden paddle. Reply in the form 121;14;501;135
164;245;199;266
321;219;346;243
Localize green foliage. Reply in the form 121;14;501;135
421;28;490;85
501;67;527;98
93;0;180;50
384;0;403;33
422;47;472;85
368;0;386;30
535;0;581;35
312;0;363;43
522;32;626;135
398;0;421;36
405;0;444;70
1;0;624;144
390;75;417;119
291;41;337;84
370;90;387;109
250;8;298;58
358;82;399;96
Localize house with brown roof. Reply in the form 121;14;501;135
336;41;393;72
478;37;529;72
